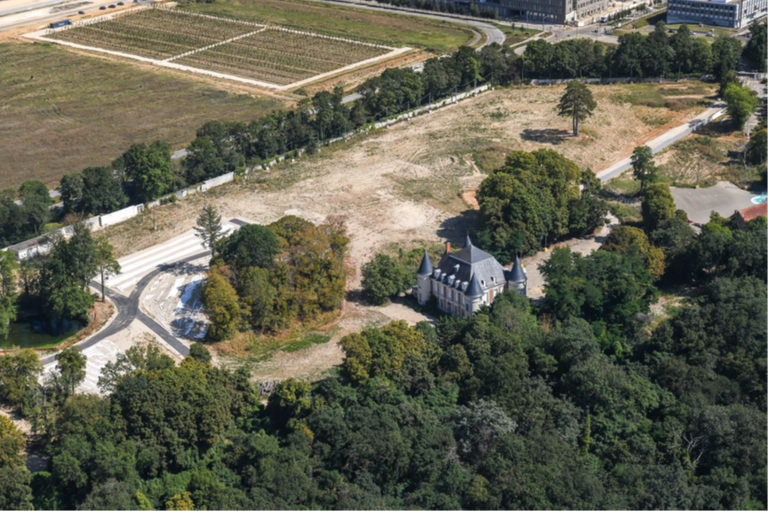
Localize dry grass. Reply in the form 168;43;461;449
91;81;715;380
0;42;283;190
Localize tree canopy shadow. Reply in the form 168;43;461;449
520;128;571;145
437;209;483;245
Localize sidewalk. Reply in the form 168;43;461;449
596;102;726;182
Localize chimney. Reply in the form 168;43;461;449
445;242;451;253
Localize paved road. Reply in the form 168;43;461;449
40;252;206;365
42;218;250;365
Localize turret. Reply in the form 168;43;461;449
464;232;472;248
508;255;527;296
415;251;433;305
466;273;484;315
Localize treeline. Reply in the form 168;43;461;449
523;23;743;80
201;215;348;339
0;182;54;248
744;21;766;73
476;149;609;262
0;45;510;250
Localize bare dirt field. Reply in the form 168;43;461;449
94;81;716;382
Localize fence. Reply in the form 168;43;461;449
3;83;493;260
530;75;714;86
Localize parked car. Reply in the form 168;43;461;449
108;4;116;7
99;5;106;9
78;10;85;14
706;32;714;37
117;2;124;5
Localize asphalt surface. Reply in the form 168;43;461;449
671;182;763;225
40;250;210;364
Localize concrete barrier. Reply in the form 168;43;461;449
100;205;141;227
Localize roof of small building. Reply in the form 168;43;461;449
509;255;526;283
738;202;767;222
417;251;434;275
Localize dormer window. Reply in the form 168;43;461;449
448;275;455;285
481;279;485;287
434;269;441;278
461;281;468;291
454;264;460;273
491;276;496;283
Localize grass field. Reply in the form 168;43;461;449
0;42;283;190
181;0;474;51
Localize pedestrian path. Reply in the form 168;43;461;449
596;103;726;182
105;221;239;294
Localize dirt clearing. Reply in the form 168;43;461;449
94;81;716;381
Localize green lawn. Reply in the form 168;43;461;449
0;42;284;190
182;0;474;51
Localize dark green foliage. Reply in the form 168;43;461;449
122;141;174;202
188;343;212;364
60;167;126;215
477;150;607;261
220;224;280;273
523;25;737;80
361;254;411;305
204;216;349;335
744;22;767;73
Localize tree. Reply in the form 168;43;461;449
94;238;120;303
122;141;174;202
188;343;212;364
166;492;195;511
746;124;766;165
79;167;126;215
723;83;759;131
220;224;280;272
642;183;676;232
0;350;42;408
602;225;666;277
194;205;223;258
201;270;241;341
361;254;410;305
557;81;597;136
0;251;20;340
744;21;767;73
0;414;26;468
19;181;50;235
55;347;87;396
630;145;658;193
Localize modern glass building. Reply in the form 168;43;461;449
667;0;767;28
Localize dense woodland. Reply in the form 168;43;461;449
0;202;764;509
201;215;349;338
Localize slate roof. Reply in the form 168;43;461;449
509;255;526;283
417;251;434;275
432;242;507;296
466;274;484;297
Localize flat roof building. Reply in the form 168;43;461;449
438;0;612;23
667;0;767;28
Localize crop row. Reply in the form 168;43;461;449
49;8;254;59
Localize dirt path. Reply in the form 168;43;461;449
521;213;619;300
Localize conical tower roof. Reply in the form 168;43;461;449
466;273;484;297
510;255;526;282
417;251;434;276
464;232;473;248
